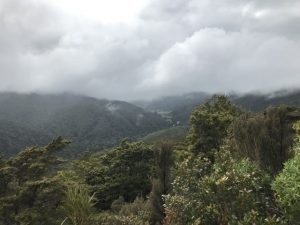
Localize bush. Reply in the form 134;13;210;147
187;95;241;157
96;197;150;225
73;141;155;210
273;132;300;224
229;106;296;175
164;150;280;225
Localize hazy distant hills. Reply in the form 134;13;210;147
133;92;208;112
133;92;209;125
136;90;300;125
232;91;300;112
1;90;300;156
0;93;169;156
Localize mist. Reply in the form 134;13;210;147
0;0;300;100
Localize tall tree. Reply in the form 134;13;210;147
230;106;299;174
74;140;156;210
187;95;241;158
0;137;71;225
272;124;300;224
149;142;173;225
164;150;281;225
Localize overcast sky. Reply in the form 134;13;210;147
0;0;300;100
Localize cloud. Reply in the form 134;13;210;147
141;28;300;96
0;0;300;100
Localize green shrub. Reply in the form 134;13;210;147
96;197;150;225
273;133;300;224
164;150;280;225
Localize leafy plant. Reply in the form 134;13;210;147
164;150;280;225
187;95;241;157
61;185;95;225
273;130;300;224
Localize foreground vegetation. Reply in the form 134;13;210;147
1;95;300;224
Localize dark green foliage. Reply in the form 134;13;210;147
0;93;169;157
111;196;125;213
230;106;297;174
0;121;51;156
74;140;156;210
149;142;173;225
164;150;282;225
187;95;241;156
0;137;70;225
96;197;150;225
149;179;164;225
9;137;71;183
2;93;300;225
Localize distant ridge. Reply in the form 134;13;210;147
0;93;169;156
135;90;300;125
232;90;300;112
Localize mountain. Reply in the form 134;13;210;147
135;90;300;125
133;92;208;112
2;90;299;156
232;90;300;112
0;121;51;156
0;93;169;156
133;92;209;126
142;126;189;144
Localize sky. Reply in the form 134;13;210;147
0;0;300;100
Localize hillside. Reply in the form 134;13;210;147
0;93;169;156
142;126;189;144
136;90;300;125
133;92;208;112
232;90;300;111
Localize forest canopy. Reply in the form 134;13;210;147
1;95;300;225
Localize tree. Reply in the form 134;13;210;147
229;106;298;174
149;142;173;225
164;150;282;225
0;137;71;225
272;128;300;223
73;140;156;210
187;95;241;158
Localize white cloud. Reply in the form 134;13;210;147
0;0;300;100
44;0;150;24
141;28;300;96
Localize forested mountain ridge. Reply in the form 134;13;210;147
0;93;169;156
1;90;300;157
1;95;300;225
136;90;300;125
133;92;208;112
232;90;300;111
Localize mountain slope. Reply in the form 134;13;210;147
232;91;300;112
0;93;169;156
142;126;189;144
0;121;51;156
133;92;208;112
135;90;300;125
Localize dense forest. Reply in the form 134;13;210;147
0;93;168;157
1;94;300;224
2;91;300;157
